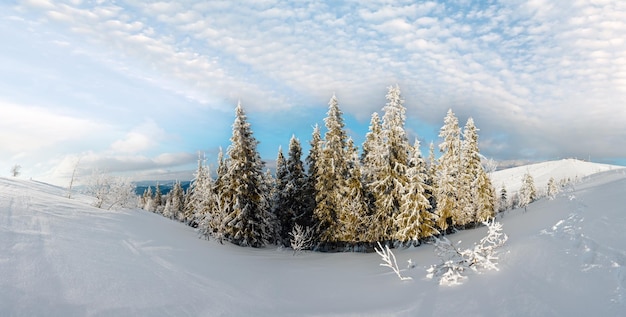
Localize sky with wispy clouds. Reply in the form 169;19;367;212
1;0;625;186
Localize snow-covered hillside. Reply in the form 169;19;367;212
490;158;623;194
1;165;625;316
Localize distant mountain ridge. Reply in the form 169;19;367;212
134;180;191;196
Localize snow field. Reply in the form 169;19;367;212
1;161;625;316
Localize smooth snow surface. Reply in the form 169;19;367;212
1;162;625;316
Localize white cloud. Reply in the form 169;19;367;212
110;120;166;154
3;0;626;173
0;101;108;154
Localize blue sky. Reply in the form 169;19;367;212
1;0;625;186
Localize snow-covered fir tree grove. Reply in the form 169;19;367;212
144;85;498;251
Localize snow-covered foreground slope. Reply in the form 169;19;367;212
491;158;623;194
1;169;625;316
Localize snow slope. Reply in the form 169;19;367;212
490;158;623;195
1;165;625;316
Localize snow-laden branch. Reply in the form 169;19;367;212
289;224;314;255
427;219;508;286
375;242;412;281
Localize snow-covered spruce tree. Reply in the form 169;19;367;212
153;182;163;214
360;112;384;243
459;118;495;226
498;184;508;213
337;138;370;248
262;168;277;245
361;112;383;186
209;148;228;242
171;181;185;222
304;124;322;237
426;142;438;214
547;177;559;200
519;172;537;211
473;170;496;223
199;165;218;237
272;146;292;246
367;85;411;243
394;139;437;245
162;182;184;220
141;186;153;211
183;154;209;227
435;109;462;233
314;95;349;246
162;195;174;219
220;102;273;247
285;136;311;230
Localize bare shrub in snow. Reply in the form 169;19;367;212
289;224;314;255
427;219;507;286
10;164;21;177
375;242;412;281
86;170;137;210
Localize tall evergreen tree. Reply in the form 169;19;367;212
304;125;322;238
519;172;537;211
361;112;383;184
394;139;437;244
272;146;291;245
367;85;411;242
210;148;228;242
220;102;272;247
435;109;461;233
314;95;349;245
337;138;369;246
154;182;163;214
183;154;208;227
547;177;559;200
195;163;216;238
426;142;438;214
285;135;310;229
459;118;495;225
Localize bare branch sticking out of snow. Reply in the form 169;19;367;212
427;219;508;286
375;242;412;281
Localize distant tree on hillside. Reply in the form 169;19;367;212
519;172;537;211
86;170;136;210
547;177;559;200
10;164;21;177
498;184;508;213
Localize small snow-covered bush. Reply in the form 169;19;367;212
86;170;137;210
289;224;314;255
375;242;412;281
427;219;508;286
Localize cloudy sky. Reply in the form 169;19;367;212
1;0;625;186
